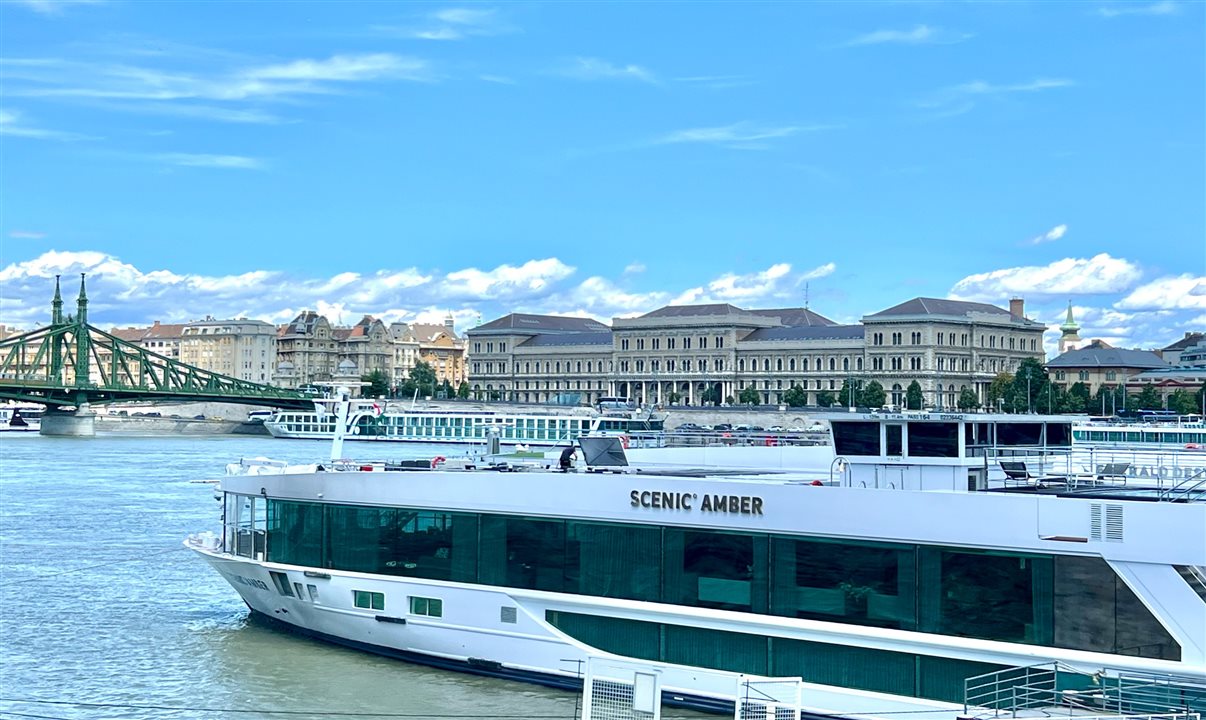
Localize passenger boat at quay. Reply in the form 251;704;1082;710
1074;415;1206;451
188;409;1206;718
263;398;666;449
0;403;43;432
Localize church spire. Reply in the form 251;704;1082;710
1058;301;1081;354
1060;300;1079;333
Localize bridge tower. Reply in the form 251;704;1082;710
41;274;99;437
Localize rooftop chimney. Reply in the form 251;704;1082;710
1009;297;1024;318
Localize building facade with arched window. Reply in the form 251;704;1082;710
466;298;1047;407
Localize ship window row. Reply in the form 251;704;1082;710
241;498;1179;662
833;421;1073;458
1073;429;1204;444
546;610;1006;704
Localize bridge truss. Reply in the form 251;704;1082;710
0;276;312;409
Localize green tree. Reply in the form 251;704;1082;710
1197;383;1206;415
1168;389;1197;415
667;391;681;404
1092;384;1127;416
456;381;470;399
957;387;980;410
1134;385;1161;410
985;373;1014;412
361;369;390;398
783;384;808;408
738;385;760;405
838;379;859;408
1011;358;1049;413
410;361;437;397
816;390;836;408
701;384;722;405
860;380;886;409
1066;382;1091;414
905;380;924;410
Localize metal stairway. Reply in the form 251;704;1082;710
1175;565;1206;603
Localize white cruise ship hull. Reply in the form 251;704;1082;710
193;546;989;716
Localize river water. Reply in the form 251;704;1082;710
0;432;707;720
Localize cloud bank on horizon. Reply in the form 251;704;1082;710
1;250;1200;356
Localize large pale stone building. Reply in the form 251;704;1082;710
179;317;277;383
466;297;1048;407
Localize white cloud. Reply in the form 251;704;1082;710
376;7;516;41
479;74;516;85
9;230;47;239
1098;1;1179;17
249;54;413;82
653;122;834;150
952;78;1076;95
558;57;656;83
156;153;265;170
1028;223;1068;245
0;251;844;334
1116;274;1206;311
673;262;835;305
549;277;671;317
440;258;575;300
919;78;1075;119
845;24;973;47
0;108;89;140
1;52;432;124
949;254;1143;301
623;262;646;275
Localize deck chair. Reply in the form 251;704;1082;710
1096;462;1130;483
999;461;1035;484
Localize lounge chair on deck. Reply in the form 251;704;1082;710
1000;461;1036;484
1095;462;1130;483
1000;461;1065;487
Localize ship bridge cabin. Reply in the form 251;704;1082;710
827;412;1081;492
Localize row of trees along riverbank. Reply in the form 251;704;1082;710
732;358;1204;414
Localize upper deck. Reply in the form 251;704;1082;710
822;412;1205;501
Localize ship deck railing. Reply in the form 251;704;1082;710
964;661;1206;720
979;446;1206;500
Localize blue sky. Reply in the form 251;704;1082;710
1;0;1202;354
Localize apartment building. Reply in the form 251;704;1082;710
179;317;277;383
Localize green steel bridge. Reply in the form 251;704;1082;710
0;275;313;411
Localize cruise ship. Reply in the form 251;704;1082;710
188;410;1206;717
263;400;665;448
1074;415;1206;450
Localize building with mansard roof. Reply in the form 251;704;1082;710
466;296;1047;407
1046;341;1168;396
